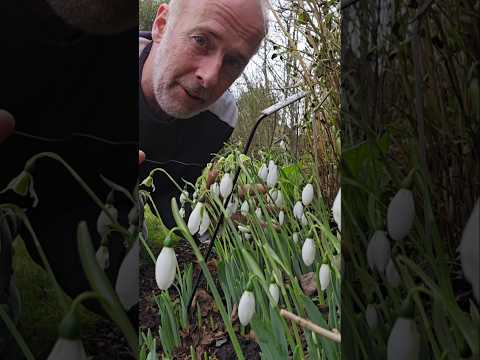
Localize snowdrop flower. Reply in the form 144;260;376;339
115;239;139;310
199;209;211;236
47;312;87;360
268;283;280;306
386;259;401;288
387;317;420;360
226;195;238;217
266;161;278;188
96;204;118;239
319;264;331;291
220;173;233;198
238;284;255;326
258;163;268;182
367;231;391;274
387;189;415;241
458;200;479;302
275;191;284;208
293;201;304;220
209;182;220;198
240;200;249;216
155;238;177;290
302;238;316;266
278;211;285;225
301;213;308;226
292;232;299;244
188;202;203;235
365;304;379;329
95;245;110;270
302;183;314;206
180;190;188;205
255;207;262;220
238;225;250;234
332;188;341;231
179;207;185;219
268;189;278;204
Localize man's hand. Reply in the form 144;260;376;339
0;110;15;144
139;150;145;165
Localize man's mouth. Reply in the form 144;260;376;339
179;85;205;103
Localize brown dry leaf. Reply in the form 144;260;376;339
207;258;218;273
300;272;318;296
238;184;267;199
230;303;238;322
200;333;215;346
194;288;214;317
245;330;258;343
207;169;219;188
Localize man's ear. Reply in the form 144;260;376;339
151;4;169;42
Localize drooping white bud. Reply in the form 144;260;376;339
187;202;203;235
332;188;341;231
96;204;118;239
95;245;110;270
238;290;255;326
258;163;268;182
319;264;331;291
302;238;316;266
46;338;88;360
180;190;188;205
220;173;233;198
458;200;479;302
386;259;401;288
387;189;415;241
241;200;250;216
226;195;238;217
255;207;262;220
269;283;280;306
301;213;308;226
302;183;314;206
199;209;210;236
293;201;304;220
275;191;284;208
365;304;379;329
278;211;285;225
209;182;220;198
387;318;420;360
292;232;299;244
266;161;278;188
115;239;140;310
155;246;177;290
367;231;391;274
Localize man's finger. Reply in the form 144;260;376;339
139;150;145;165
0;110;15;144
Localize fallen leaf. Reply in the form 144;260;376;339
299;272;318;296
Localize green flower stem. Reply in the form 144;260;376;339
1;204;68;313
25;152;129;238
170;198;245;360
0;305;35;360
149;168;185;194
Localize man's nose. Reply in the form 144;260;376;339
195;55;223;89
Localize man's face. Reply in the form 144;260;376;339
149;0;265;119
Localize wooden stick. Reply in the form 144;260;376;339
279;309;341;343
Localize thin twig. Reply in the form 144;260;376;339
279;309;341;343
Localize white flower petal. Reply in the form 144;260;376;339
302;238;316;266
319;263;331;290
238;290;256;326
387;189;415;241
332;188;341;231
155;246;177;290
115;239;139;310
387;318;420;360
302;183;314;206
47;338;88;360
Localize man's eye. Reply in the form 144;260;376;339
192;35;208;48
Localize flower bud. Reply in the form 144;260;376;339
302;238;316;266
187;202;203;235
255;207;262;220
199;209;211;236
258;163;268;182
95;245;110;270
386;259;401;288
155;244;177;290
240;200;249;216
458;199;479;302
238;290;256;326
275;191;284;208
365;304;379;329
96;204;118;239
367;231;391;274
269;283;280;306
293;201;304;220
302;183;314;206
292;232;299;244
301;213;308;226
209;182;220;198
266;161;278;188
319;263;331;290
220;173;233;198
387;317;420;360
180;190;188;205
115;239;139;310
332;188;341;231
387;189;415;241
278;211;285;225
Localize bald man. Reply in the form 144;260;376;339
139;0;269;228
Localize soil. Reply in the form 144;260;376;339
139;239;262;359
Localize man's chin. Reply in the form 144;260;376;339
157;98;206;120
